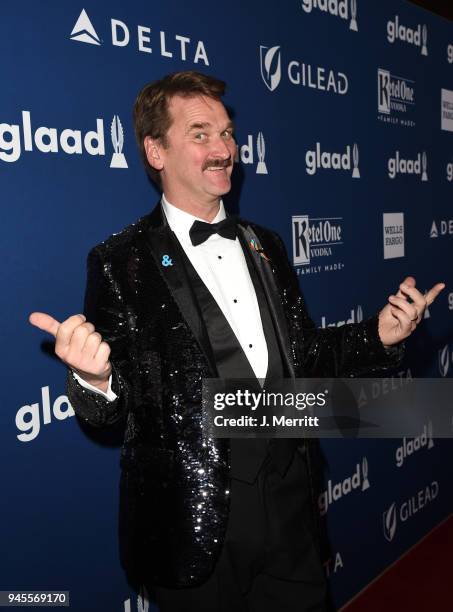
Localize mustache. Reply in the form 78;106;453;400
202;157;232;171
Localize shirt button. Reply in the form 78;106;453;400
233;299;238;303
218;255;222;260
249;344;253;348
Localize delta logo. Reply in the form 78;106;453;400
70;9;209;65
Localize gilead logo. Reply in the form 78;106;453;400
383;481;439;542
16;386;75;442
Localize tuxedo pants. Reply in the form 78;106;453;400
154;448;327;612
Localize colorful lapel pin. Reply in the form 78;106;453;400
249;238;270;262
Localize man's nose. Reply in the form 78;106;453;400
212;135;234;159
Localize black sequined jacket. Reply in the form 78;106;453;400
67;203;402;588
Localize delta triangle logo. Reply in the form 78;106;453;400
70;9;101;46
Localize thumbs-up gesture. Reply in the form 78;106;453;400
29;312;112;393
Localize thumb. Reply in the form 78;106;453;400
29;312;62;338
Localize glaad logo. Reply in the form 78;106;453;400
377;69;416;128
305;142;360;177
260;45;348;95
70;9;209;65
448;44;453;64
292;215;344;275
382;481;439;542
260;46;282;92
15;386;74;443
236;132;268;174
386;16;428;55
320;305;363;328
438;344;453;377
70;8;101;45
318;457;370;516
395;422;434;467
301;0;358;31
110;115;127;168
447;162;453;182
429;219;453;239
441;89;453;132
0;111;127;168
387;151;428;181
383;212;404;260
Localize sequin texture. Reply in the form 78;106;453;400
67;205;403;588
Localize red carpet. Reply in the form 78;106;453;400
341;514;453;612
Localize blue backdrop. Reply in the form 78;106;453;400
2;0;453;609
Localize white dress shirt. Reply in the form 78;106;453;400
75;195;268;400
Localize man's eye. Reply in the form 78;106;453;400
194;133;207;141
222;130;234;140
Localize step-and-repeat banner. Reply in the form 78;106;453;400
2;0;452;609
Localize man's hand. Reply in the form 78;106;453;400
29;312;112;393
378;276;445;346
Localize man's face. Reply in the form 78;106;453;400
148;94;236;209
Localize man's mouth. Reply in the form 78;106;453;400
203;159;231;172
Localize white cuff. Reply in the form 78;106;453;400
72;372;117;402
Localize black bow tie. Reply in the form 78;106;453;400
189;216;238;246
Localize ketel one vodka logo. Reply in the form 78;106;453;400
387;151;428;181
0;110;128;169
383;482;439;542
301;0;358;31
292;215;342;267
305;142;360;177
377;69;416;127
318;457;370;516
387;16;428;56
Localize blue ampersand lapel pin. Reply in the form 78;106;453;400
162;254;173;267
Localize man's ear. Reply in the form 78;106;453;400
144;136;164;170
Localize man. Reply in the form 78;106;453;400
30;71;444;611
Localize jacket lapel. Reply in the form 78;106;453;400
237;222;296;378
145;203;218;376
